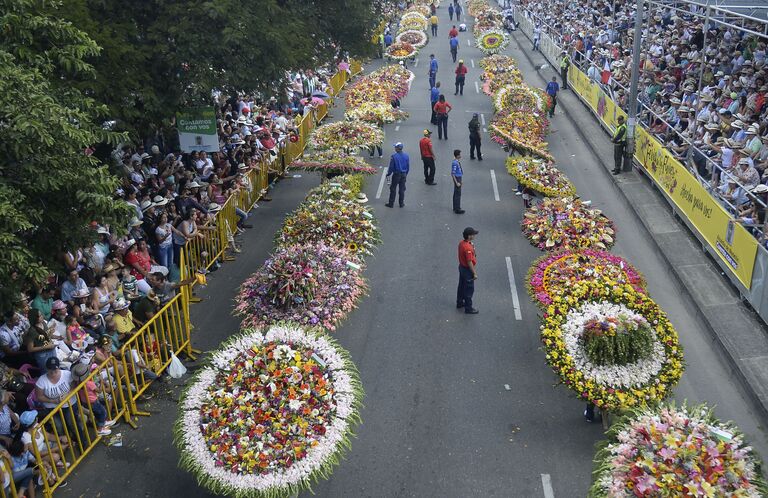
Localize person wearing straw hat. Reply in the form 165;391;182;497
419;129;437;185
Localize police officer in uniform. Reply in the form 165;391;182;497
612;115;627;175
385;142;410;208
560;50;570;90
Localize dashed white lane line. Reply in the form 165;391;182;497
483;127;487;133
490;169;500;201
414;58;419;67
541;474;555;498
467;39;471;46
376;168;387;199
395;125;400;131
480;113;486;125
470;59;475;68
474;81;480;94
505;257;523;321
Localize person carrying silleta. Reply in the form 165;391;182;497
454;60;468;96
612;115;627;175
420;129;437;185
385;142;409;208
468;113;482;160
451;149;465;214
457;226;479;314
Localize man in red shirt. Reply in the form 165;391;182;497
457;227;479;314
455;60;468;96
419;129;437;185
448;25;459;39
433;95;453;140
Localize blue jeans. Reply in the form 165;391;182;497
156;244;173;269
388;172;407;206
437;114;448;139
91;399;107;426
457;265;475;311
13;467;33;489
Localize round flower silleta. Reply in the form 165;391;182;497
175;325;363;498
526;249;646;309
398;16;428;33
386;41;418;61
522;197;617;251
235;243;366;332
290;152;377;175
590;403;768;497
345;65;414;111
506;156;574;197
476;29;509;55
395;29;428;48
309;120;384;151
540;285;684;412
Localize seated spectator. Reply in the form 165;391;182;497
23;309;56;372
0;391;20;444
0;312;33;369
60;270;88;305
30;286;55;321
70;363;116;436
132;291;160;327
7;439;37;498
35;357;83;443
111;299;136;339
18;410;69;475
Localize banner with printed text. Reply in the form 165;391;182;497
177;107;219;153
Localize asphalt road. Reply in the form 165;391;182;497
62;4;768;498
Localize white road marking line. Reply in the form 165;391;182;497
505;257;523;321
470;59;475;68
483;127;487;133
490;169;500;201
541;474;555;498
467;39;471;46
414;58;419;67
395;125;400;131
376;168;387;199
474;81;479;93
480;113;486;125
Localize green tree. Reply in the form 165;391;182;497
0;0;132;309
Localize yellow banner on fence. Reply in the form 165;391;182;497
633;127;757;288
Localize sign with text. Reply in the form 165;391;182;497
177;107;219;152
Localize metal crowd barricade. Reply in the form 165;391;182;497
31;356;132;497
0;457;17;498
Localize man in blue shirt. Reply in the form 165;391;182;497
386;142;410;208
430;82;441;124
384;31;393;48
545;76;559;118
429;54;438;88
449;35;459;62
451;149;465;214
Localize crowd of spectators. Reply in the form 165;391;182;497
0;61;344;493
519;0;768;245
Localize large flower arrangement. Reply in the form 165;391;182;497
526;250;646;309
404;6;430;18
468;0;494;18
398;16;428;33
346;102;409;125
235;243;366;331
476;29;509;55
175;325;363;498
290;152;377;175
304;175;364;204
385;42;418;62
522;197;616;251
277;198;381;257
479;54;517;73
494;84;547;114
309;120;384;151
506;156;574;197
474;14;503;36
490;112;552;160
590;404;768;497
540;286;684;412
345;65;413;110
395;29;428;48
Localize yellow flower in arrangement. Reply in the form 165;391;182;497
506;155;575;198
521;197;616;252
386;42;418;61
476;29;509;55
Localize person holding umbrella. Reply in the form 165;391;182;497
385;142;410;208
454;60;468;96
468;113;482;160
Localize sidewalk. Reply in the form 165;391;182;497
509;28;768;422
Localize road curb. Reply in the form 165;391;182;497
509;29;768;424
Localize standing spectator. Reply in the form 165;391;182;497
449;33;459;62
429;54;438;89
448;2;454;20
430;13;438;36
451;149;465;214
385;143;410;208
546;76;560;117
433;95;453;140
560;51;570;90
457;227;479;314
449;25;458;39
612;115;628;174
468;114;482;160
455;2;462;21
430;82;441;124
533;24;542;51
455;60;468;96
420;130;437;185
384;30;393;48
154;211;175;269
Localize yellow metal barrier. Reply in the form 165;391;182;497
0;456;17;498
31;356;132;497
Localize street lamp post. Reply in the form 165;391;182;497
625;0;644;172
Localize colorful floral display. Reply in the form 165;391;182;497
479;54;523;94
346;102;409;125
395;29;428;48
304;174;364;203
398;17;428;33
540;285;684;411
476;29;509;55
526;250;647;309
506;156;574;197
175;325;363;498
290;152;377;175
491;112;552;161
309;120;384;151
493;84;548;114
385;41;419;61
345;65;413;111
277;196;381;257
404;6;430;18
590;404;768;497
522;197;617;251
235;243;366;332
